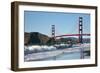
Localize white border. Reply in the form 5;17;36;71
19;5;96;68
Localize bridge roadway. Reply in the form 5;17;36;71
55;34;90;37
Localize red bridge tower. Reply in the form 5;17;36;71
79;17;83;44
51;25;55;38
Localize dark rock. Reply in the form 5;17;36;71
24;32;50;45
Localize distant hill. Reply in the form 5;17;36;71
59;37;90;44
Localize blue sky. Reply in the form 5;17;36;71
24;11;90;37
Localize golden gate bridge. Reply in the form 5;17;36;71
51;17;90;44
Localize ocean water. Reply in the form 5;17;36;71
24;44;90;61
40;52;90;61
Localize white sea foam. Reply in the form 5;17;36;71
25;45;57;51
